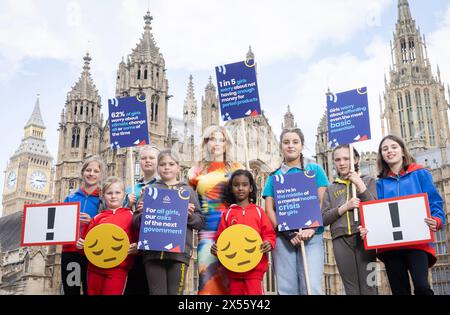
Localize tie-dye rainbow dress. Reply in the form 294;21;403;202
188;161;243;295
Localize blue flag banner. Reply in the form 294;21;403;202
326;87;371;147
138;187;189;253
273;172;323;232
108;95;149;149
215;59;261;121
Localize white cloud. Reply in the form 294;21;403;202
0;0;392;82
153;0;391;69
428;3;450;89
280;36;392;156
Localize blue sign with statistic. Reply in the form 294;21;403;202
215;59;261;121
327;87;371;148
138;187;190;253
273;172;322;232
108;95;149;149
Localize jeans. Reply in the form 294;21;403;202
273;233;324;295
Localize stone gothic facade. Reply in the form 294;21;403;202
315;0;450;295
1;10;282;295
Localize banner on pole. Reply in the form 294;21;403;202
327;87;371;147
108;95;149;149
215;59;261;121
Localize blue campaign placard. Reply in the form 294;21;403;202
138;187;190;253
273;172;323;231
108;95;149;149
327;87;371;147
215;59;261;121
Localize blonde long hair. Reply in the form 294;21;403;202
199;125;235;173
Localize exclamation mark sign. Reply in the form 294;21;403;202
46;207;56;241
388;203;403;241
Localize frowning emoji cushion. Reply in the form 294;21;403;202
84;224;130;269
217;224;263;273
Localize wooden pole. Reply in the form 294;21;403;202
128;147;136;212
241;118;250;170
299;231;311;295
128;147;135;194
349;143;358;222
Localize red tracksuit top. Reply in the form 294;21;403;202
82;207;138;271
216;203;276;280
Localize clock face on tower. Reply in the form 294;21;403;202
29;170;47;191
7;170;17;189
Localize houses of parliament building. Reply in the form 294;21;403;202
1;0;449;295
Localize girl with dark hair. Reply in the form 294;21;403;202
262;128;329;295
211;170;276;295
321;145;377;295
361;135;445;295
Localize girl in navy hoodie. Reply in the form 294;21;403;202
361;135;445;295
61;156;105;295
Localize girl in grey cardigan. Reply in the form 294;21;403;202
321;145;377;295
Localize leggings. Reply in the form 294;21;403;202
144;259;187;295
379;249;433;295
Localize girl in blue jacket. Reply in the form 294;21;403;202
362;135;445;295
61;156;105;295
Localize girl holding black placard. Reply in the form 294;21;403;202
263;128;329;295
361;135;445;295
132;149;205;295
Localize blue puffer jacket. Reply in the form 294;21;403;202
376;164;445;266
63;187;101;252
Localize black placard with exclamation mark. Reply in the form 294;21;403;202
389;203;403;241
46;207;56;241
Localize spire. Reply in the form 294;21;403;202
206;76;215;90
26;94;45;128
130;11;160;62
187;75;195;99
246;45;254;60
144;10;153;31
13;94;52;159
437;65;441;83
83;52;91;73
68;53;99;101
183;75;197;125
397;0;412;22
282;105;296;129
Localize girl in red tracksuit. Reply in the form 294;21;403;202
211;169;276;295
77;176;138;295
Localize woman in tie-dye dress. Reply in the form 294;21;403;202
188;125;243;295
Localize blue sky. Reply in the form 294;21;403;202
1;0;450;208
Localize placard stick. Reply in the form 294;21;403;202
241;118;250;170
349;143;358;222
128;147;135;194
128;147;136;211
299;229;311;295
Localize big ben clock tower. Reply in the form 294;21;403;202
2;95;54;216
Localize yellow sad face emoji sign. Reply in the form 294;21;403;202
217;224;263;273
84;224;130;269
